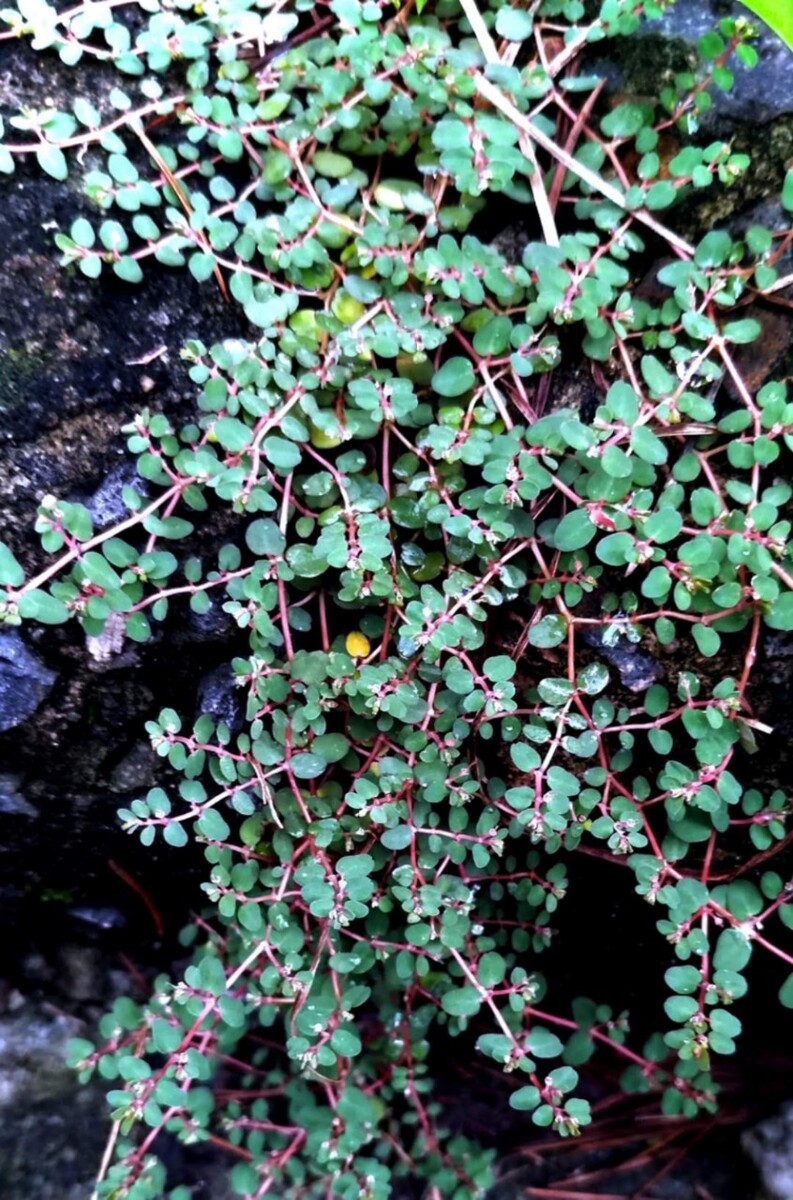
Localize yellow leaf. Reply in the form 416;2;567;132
309;421;344;449
345;631;371;658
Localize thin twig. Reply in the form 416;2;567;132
474;73;695;257
481;363;514;429
457;0;559;246
91;1120;121;1199
132;124;230;302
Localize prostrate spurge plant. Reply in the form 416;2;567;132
1;0;793;1195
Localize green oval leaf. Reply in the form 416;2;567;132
432;357;475;398
0;544;24;587
553;510;597;552
17;589;70;623
441;986;481;1018
36;144;68;181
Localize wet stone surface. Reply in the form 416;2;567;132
0;40;241;575
84;460;146;530
0;1003;108;1200
0;628;57;731
589;0;793;129
0;773;38;817
0;187;236;570
0;989;239;1200
581;624;665;692
0;28;248;928
196;662;244;732
744;1102;793;1200
644;0;793;125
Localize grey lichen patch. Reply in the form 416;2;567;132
86;611;126;665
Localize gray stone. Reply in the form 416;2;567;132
587;2;793;149
108;740;156;793
0;997;243;1200
56;944;103;1003
197;663;242;731
645;3;793;125
185;600;236;643
0;773;38;817
0;1005;107;1200
0;630;57;732
743;1102;793;1199
85;461;144;530
0;1009;83;1108
19;952;53;985
68;904;127;932
729;200;793;272
582;625;664;693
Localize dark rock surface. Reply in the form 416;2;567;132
107;739;157;794
581;623;665;692
0;992;238;1200
196;662;243;731
85;461;146;530
744;1102;793;1200
590;0;793;129
0;30;245;923
0;1004;108;1200
646;0;793;125
0;772;38;817
0;39;240;579
587;0;793;236
0;628;57;731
